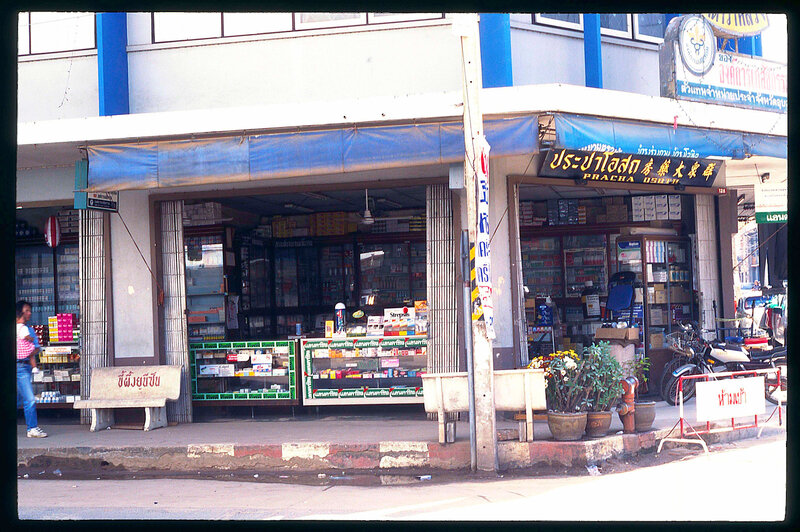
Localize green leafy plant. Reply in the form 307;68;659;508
529;350;592;413
622;355;651;401
582;342;624;412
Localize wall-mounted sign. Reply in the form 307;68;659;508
694;376;765;422
660;15;787;113
755;180;787;224
474;135;495;340
539;149;722;187
702;13;769;37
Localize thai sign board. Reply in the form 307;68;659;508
660;15;786;113
755;180;787;224
694;376;765;422
539;149;722;187
702;13;770;37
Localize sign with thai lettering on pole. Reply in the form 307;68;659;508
694;376;765;422
702;13;770;37
474;135;495;339
660;15;786;113
539;149;722;187
755;180;787;223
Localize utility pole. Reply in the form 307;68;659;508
454;13;498;472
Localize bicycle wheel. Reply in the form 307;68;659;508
659;357;690;402
765;363;787;405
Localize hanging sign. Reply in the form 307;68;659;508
660;15;786;113
755;180;787;224
539;149;722;187
474;135;495;339
44;216;61;248
702;14;770;37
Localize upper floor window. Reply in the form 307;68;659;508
18;11;96;56
150;12;444;44
531;13;666;43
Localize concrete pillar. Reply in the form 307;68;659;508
96;12;130;116
583;14;602;88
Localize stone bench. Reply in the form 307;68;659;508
421;369;547;443
74;365;182;431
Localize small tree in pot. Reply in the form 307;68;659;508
623;355;657;432
582;342;624;438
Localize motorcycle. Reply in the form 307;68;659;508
662;321;787;406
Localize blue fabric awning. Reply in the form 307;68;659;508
552;113;787;160
86;116;538;191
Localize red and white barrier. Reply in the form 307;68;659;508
657;367;784;454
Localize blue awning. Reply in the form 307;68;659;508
86;116;537;191
552;113;787;160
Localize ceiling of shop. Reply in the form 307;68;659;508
518;185;631;201
211;186;427;217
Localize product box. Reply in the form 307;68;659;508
650;307;665;326
594;327;639;342
655;195;669;208
199;365;220;376
655;290;668;304
650;333;665;349
218;364;235;377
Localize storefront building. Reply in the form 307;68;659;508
16;13;786;422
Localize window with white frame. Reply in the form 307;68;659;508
534;13;582;31
153;12;222;43
633;14;666;43
294;12;367;29
19;11;96;56
367;13;442;24
534;13;666;42
222;13;293;36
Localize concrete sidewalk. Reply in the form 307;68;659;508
17;401;785;472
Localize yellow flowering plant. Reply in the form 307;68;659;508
528;349;591;413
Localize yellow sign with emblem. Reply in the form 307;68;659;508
702;13;769;37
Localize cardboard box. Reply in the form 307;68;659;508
650;333;665;349
594;327;639;342
655;291;668;304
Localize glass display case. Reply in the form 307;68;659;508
563;234;608;297
358;242;413;307
301;336;426;405
15;245;56;325
616;235;694;356
185;233;228;342
319;243;356;307
189;340;298;404
410;242;427;302
520;236;562;298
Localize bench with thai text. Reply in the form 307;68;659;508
73;366;182;431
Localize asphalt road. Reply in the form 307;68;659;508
17;434;786;521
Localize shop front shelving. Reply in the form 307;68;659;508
301;335;427;405
189;340;299;405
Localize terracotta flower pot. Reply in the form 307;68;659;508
634;401;656;432
547;411;587;441
585;411;613;438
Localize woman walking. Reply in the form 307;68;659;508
17;300;47;438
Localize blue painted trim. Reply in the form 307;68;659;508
738;35;763;57
583;14;602;88
96;13;129;116
479;13;513;88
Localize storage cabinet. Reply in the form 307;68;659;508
301;336;427;405
189;340;299;405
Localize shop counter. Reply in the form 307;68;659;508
301;335;427;405
189;340;299;405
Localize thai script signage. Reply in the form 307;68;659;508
117;369;161;389
694;376;765;421
755;180;787;224
660;15;786;113
702;13;769;37
474;135;495;339
539;149;722;187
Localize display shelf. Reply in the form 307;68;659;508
301;335;426;405
189;340;299;404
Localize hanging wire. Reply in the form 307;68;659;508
116;211;166;306
732;221;786;272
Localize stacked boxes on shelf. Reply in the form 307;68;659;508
32;324;48;345
668;194;682;220
56;209;79;235
409;216;426;232
48;313;79;342
312;211;352;236
183;202;223;226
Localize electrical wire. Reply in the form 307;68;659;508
732;221;786;273
116;211;165;306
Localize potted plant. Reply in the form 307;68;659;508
623;355;657;432
582;342;624;438
529;350;591;441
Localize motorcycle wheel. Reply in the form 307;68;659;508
659;357;690;402
765;363;787;405
664;372;697;406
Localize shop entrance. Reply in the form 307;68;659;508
15;206;81;416
514;182;699;396
163;183;442;411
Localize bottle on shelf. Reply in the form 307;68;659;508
581;281;601;321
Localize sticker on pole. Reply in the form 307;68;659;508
694;376;766;422
474;135;495;339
